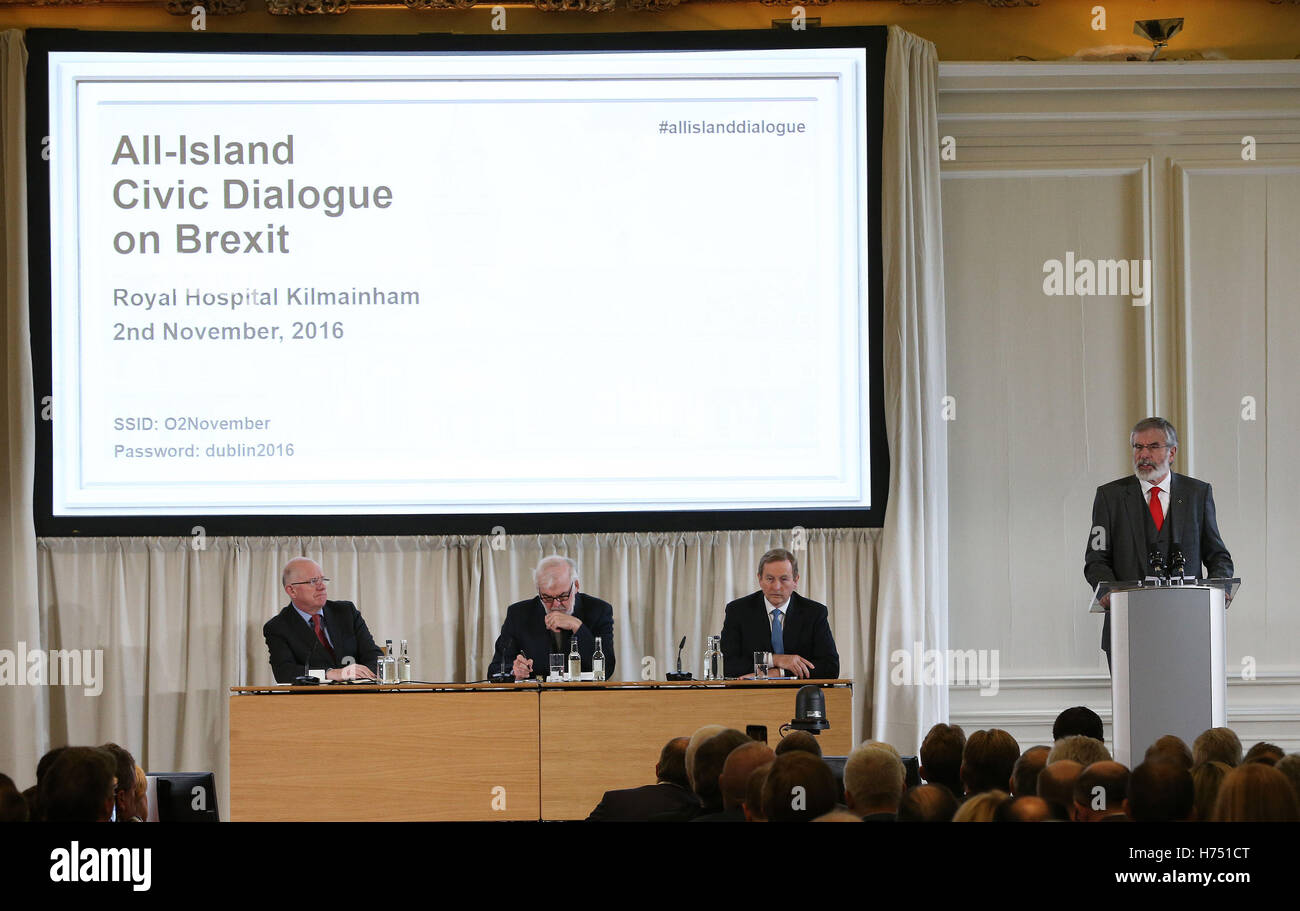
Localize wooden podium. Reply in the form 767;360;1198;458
229;679;853;821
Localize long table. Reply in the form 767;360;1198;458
229;680;853;821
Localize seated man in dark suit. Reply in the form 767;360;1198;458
488;555;615;680
586;737;697;821
720;548;839;679
263;558;381;683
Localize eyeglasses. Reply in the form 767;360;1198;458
539;585;574;606
1132;443;1168;454
288;576;329;587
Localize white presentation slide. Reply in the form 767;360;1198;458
46;46;871;516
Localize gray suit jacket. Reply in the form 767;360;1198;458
1083;472;1234;654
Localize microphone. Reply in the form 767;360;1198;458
1147;548;1167;584
1169;544;1186;583
667;635;693;681
490;636;521;684
294;635;323;686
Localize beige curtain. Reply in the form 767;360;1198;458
875;26;950;749
1;30;46;787
37;530;879;811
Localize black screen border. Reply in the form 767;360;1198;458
26;25;889;537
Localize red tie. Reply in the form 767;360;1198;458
1148;487;1164;532
310;610;335;660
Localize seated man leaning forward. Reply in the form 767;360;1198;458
720;548;840;680
264;557;381;683
489;555;616;681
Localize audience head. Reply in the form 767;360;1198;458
1052;706;1105;743
896;784;959;822
762;752;838;822
1144;735;1193;771
1048;734;1111;767
812;808;864;822
691;729;751;809
994;795;1051;822
953;789;1008;822
1037;759;1082;821
1072;761;1130;822
1244;742;1284;766
1210;762;1300;822
1193;727;1242;767
919;723;966;795
1191;761;1233;823
36;745;69;784
1011;746;1050;796
774;730;822;758
40;747;117;822
961;729;1020;796
718;741;775;811
655;736;691;789
100;742;136;821
1275;754;1300;803
0;773;29;823
1125;759;1194;821
684;725;727;790
843;744;905;817
744;762;774;822
130;765;149;822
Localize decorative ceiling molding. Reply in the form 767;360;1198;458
0;0;1063;12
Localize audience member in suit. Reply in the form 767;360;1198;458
720;548;839;679
648;725;726;822
1072;761;1130;822
101;742;137;822
897;784;959;822
1048;734;1111;767
691;731;759;822
1037;760;1082;821
961;729;1020;798
1144;734;1194;771
1010;746;1050;797
488;555;615;680
762;752;838;822
844;744;904;821
919;723;966;797
1084;418;1234;665
1193;727;1241;767
1125;759;1194;821
1211;762;1300;822
0;773;28;823
993;795;1051;822
263;558;380;683
40;747;116;822
586;737;698;821
712;742;775;823
774;730;822;758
